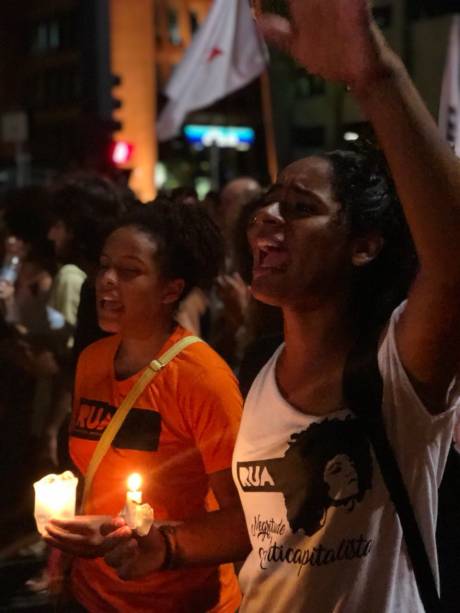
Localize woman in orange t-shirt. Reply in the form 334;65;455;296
44;199;250;612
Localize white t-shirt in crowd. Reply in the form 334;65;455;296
233;304;458;613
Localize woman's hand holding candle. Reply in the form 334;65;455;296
43;515;131;559
103;523;168;580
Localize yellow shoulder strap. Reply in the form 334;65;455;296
81;335;202;512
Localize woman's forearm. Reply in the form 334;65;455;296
167;505;251;568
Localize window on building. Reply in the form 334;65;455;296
45;71;60;104
59;12;78;49
31;22;49;54
59;72;71;103
295;72;325;98
167;9;181;45
26;75;45;108
29;11;78;55
27;68;81;108
48;20;60;49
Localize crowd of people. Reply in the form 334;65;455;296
1;1;459;612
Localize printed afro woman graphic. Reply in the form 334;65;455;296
270;417;373;536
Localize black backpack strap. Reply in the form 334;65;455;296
343;334;442;613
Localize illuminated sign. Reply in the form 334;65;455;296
184;125;255;150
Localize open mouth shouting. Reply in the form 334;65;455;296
252;244;290;279
98;296;124;314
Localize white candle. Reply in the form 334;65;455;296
125;473;142;528
121;473;154;535
33;471;78;536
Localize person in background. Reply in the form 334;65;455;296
47;174;126;340
41;173;128;468
43;199;248;612
170;186;200;207
22;174;130;597
0;187;57;526
210;178;262;368
0;187;56;332
217;177;261;264
169;186;212;338
202;190;220;223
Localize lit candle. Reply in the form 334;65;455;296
121;472;154;536
33;471;78;536
125;473;142;528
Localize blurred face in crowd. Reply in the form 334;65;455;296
96;225;183;337
219;177;260;233
48;220;73;260
247;156;353;309
2;235;27;259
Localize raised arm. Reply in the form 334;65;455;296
259;0;460;410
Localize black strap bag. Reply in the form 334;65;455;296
343;335;443;613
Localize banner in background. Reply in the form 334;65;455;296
157;0;267;142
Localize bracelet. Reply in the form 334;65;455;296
158;525;179;571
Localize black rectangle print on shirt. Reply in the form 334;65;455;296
72;397;161;451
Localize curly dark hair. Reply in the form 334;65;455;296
116;197;224;300
49;173;128;265
321;143;417;334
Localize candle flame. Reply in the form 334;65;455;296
127;473;142;492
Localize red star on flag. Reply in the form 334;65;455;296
207;47;223;62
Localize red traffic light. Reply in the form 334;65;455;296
110;141;134;165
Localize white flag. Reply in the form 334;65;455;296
439;16;460;154
157;0;267;142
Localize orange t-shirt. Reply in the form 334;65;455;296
69;326;243;613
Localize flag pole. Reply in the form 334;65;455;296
252;0;278;182
439;16;460;155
